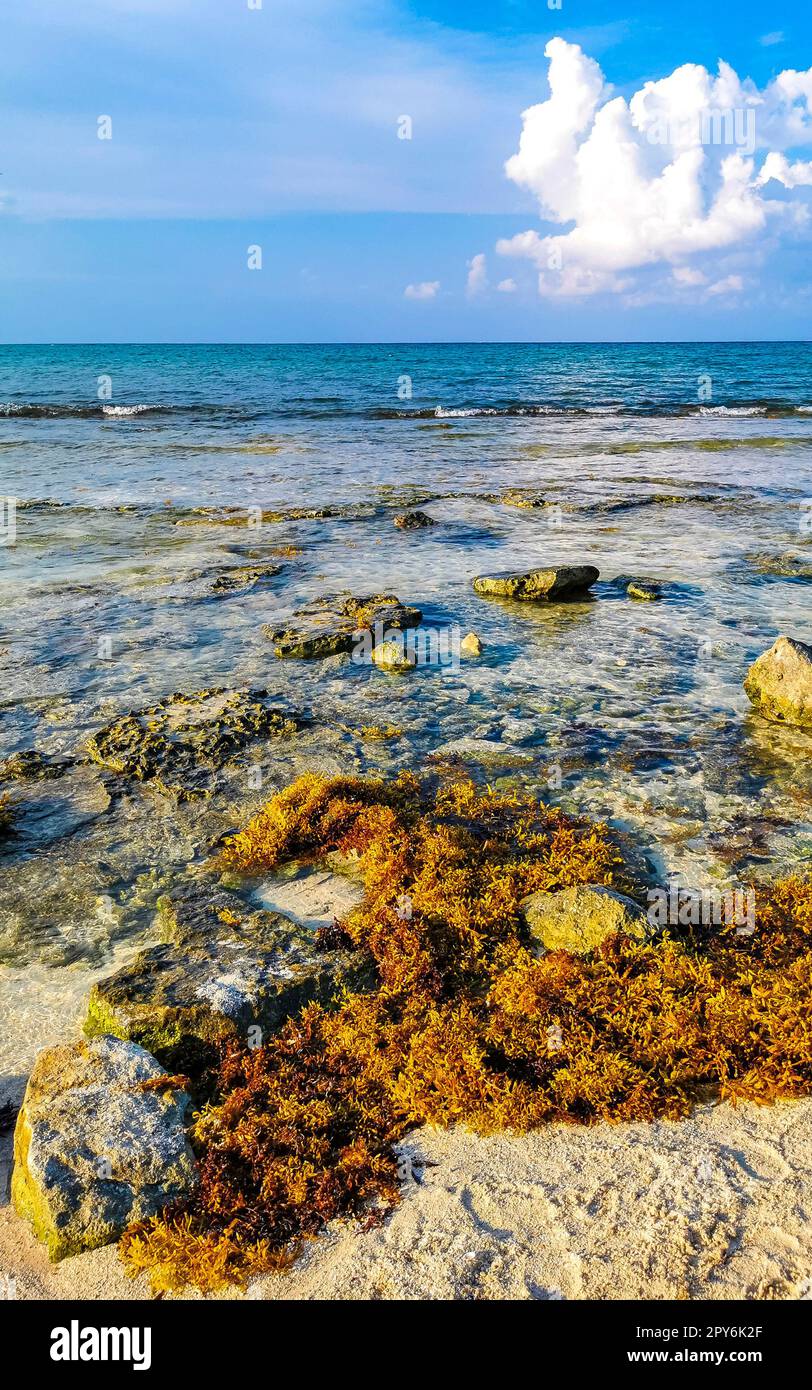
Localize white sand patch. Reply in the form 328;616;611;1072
3;1097;812;1301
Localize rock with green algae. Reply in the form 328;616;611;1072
743;552;812;581
393;510;435;529
626;579;661;601
85;880;367;1071
473;565;599;601
86;687;299;797
11;1035;197;1261
0;749;72;781
264;591;422;660
499;489;547;509
371;640;416;671
207;562;283;596
520;884;649;955
743;635;812;729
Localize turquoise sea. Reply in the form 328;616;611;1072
1;341;811;1092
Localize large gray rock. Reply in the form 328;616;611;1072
85;880;366;1068
473;566;598;601
520;884;649;955
743;635;812;729
12;1035;197;1260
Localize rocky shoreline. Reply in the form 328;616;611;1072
4;555;812;1286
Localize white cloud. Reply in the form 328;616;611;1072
404;280;440;300
497;278;518;293
466;252;488;296
672;266;707;286
706;273;744;296
756;151;812;187
760;32;785;47
498;38;812;298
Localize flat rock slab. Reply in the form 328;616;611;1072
86;687;299;797
85;880;364;1068
254;868;365;930
264;592;422;660
430;737;535;766
473;566;599;601
12;1035;196;1261
520;884;649;955
0;766;111;853
743;635;812;729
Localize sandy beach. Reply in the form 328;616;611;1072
4;1095;812;1302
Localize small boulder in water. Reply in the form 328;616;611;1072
500;489;547;509
627;579;661;601
372;639;416;671
460;631;483;657
743;635;812;729
473;565;598;601
394;510;435;529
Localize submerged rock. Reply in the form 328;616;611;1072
265;592;422;661
86;688;299;796
394;510;435;529
473;566;599;601
743;552;812;581
743;635;812;729
520;884;649;955
500;489;547;509
430;736;534;766
208;562;283;596
0;749;71;781
12;1035;197;1260
85;880;365;1070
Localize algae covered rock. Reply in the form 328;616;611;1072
394;510;435;529
626;579;661;601
208;562;282;596
0;749;70;781
473;565;598;601
500;489;547;509
264;591;422;661
743;635;812;729
372;640;416;671
86;881;365;1069
11;1035;197;1261
520;884;649;955
86;687;299;796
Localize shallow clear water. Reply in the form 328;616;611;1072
1;342;811;1096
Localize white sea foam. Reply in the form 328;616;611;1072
697;405;767;417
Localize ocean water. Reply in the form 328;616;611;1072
1;341;812;1095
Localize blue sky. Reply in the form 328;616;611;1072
1;0;810;341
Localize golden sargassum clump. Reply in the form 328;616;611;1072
121;773;812;1292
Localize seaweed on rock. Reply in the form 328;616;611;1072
121;773;812;1292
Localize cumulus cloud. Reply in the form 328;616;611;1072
497;38;812;298
497;278;518;293
465;252;488;296
404;280;440;300
756;152;812;187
